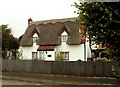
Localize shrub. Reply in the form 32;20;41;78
55;53;64;61
112;66;120;79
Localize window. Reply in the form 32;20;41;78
61;31;68;42
61;35;68;42
32;52;38;59
39;51;45;60
33;33;38;43
33;37;38;43
60;52;69;60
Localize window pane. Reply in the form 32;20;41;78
32;52;38;59
33;37;38;43
61;35;68;42
65;52;69;59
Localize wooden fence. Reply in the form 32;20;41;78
2;59;120;77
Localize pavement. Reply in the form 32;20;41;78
2;72;120;86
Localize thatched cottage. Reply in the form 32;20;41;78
20;18;91;61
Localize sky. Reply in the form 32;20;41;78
0;0;79;38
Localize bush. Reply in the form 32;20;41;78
112;66;120;79
55;53;64;61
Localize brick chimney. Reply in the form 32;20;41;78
79;22;86;43
28;18;33;26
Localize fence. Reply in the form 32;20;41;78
2;59;120;77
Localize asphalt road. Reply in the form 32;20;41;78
1;80;120;87
2;79;41;85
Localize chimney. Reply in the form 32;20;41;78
80;22;86;43
28;18;33;26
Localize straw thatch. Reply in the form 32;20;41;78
20;18;82;46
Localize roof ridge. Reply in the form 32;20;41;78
32;17;77;25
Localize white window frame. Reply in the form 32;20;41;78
33;37;38;43
61;35;68;42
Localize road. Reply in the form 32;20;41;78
1;80;120;87
2;79;42;85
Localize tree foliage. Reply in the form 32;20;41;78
0;25;20;59
74;2;120;61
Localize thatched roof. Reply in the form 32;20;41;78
20;17;82;46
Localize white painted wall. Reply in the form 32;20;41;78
20;42;91;61
20;43;39;60
56;42;85;61
41;51;55;61
33;33;38;37
61;31;68;36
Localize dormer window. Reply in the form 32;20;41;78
33;37;38;43
33;33;38;43
61;31;68;42
61;35;68;42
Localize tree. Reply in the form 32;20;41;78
0;25;20;59
74;2;120;61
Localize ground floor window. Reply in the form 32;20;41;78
60;52;69;60
32;52;38;60
39;51;45;60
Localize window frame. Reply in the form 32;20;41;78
33;37;38;43
60;52;69;60
61;35;68;42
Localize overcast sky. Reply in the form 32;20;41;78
0;0;78;38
